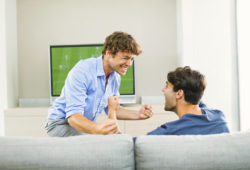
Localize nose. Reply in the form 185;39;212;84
162;88;165;92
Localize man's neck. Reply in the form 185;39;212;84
102;55;113;77
176;102;202;118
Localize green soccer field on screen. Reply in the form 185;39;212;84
50;44;135;96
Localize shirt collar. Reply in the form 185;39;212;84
96;56;105;77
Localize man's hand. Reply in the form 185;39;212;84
108;96;120;119
136;105;153;120
94;119;120;134
107;96;121;133
108;96;120;111
67;113;120;135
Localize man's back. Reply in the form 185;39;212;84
147;102;230;135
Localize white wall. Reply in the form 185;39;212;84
237;0;250;131
0;0;18;136
0;0;7;136
177;0;239;131
17;0;177;103
6;0;18;108
1;0;243;134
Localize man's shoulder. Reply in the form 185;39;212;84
77;57;97;67
67;58;98;85
147;122;169;135
73;58;97;73
201;107;224;116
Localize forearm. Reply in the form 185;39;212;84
116;106;139;120
108;107;117;120
68;113;97;134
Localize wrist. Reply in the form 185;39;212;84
135;112;141;119
108;104;117;111
108;108;117;119
91;123;100;134
108;107;116;113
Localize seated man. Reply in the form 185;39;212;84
148;66;230;135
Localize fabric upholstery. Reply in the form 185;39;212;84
0;134;134;170
135;132;250;170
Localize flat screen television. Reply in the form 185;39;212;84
49;44;136;104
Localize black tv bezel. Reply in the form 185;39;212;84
49;44;135;97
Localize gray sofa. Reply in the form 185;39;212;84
0;131;250;170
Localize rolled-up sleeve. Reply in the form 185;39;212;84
64;66;88;119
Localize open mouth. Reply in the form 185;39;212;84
120;65;128;74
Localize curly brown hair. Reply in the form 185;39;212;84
167;66;206;105
102;31;142;56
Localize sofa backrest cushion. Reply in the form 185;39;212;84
0;134;134;170
135;132;250;170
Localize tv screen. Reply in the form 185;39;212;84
50;44;135;98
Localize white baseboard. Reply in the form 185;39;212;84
141;96;164;105
19;98;51;107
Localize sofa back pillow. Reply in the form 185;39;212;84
135;132;250;170
0;134;134;170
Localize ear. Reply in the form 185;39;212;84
176;89;184;99
105;50;112;57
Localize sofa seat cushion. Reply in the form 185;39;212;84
135;132;250;170
0;134;134;170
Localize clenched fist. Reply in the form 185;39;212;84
108;96;120;112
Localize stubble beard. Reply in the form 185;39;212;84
164;103;176;112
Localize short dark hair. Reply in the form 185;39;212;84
102;31;142;56
167;66;206;104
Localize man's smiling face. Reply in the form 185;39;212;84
162;81;177;112
108;51;134;76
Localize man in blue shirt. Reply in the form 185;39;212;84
148;66;229;135
46;31;153;137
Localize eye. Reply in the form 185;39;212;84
166;82;168;87
123;56;134;61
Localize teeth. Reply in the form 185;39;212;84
121;65;128;68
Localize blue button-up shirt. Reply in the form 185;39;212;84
48;56;121;122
